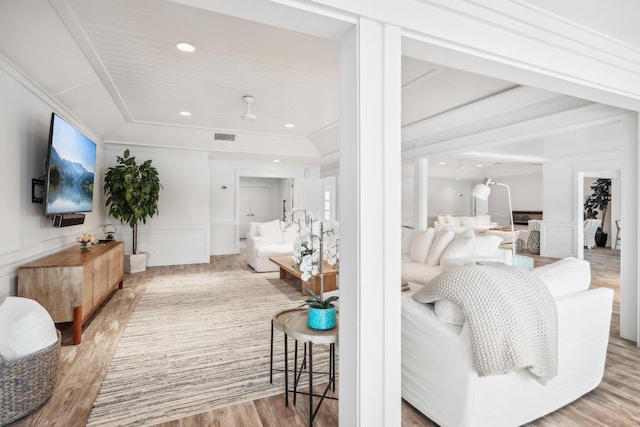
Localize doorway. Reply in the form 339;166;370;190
239;186;271;238
238;177;292;239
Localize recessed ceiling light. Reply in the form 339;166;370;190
273;159;281;163
176;42;195;52
476;164;483;168
439;161;446;165
285;123;295;128
179;111;191;116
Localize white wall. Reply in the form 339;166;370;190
104;145;211;267
0;67;107;298
542;152;621;258
209;159;321;255
403;171;543;228
427;178;474;222
487;174;543;225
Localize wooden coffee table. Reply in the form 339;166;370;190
269;256;338;296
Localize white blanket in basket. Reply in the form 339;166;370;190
413;263;558;384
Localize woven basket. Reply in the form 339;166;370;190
0;330;61;426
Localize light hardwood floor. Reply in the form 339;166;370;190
9;247;639;426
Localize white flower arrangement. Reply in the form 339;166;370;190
77;232;99;246
290;211;339;282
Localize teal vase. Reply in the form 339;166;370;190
307;306;336;330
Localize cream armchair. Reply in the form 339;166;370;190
246;220;298;272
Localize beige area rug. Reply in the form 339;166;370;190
87;272;335;426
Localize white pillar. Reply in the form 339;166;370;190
339;19;402;426
413;158;429;229
621;113;639;344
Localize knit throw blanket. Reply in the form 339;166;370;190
413;263;558;384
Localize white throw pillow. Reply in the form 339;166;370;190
426;228;455;266
531;257;591;297
401;228;415;255
257;219;284;244
458;216;476;227
0;297;58;361
434;299;466;326
441;229;476;262
445;215;461;226
437;215;446;225
283;222;300;244
476;214;491;226
473;235;502;257
409;228;436;263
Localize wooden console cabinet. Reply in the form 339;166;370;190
18;241;124;345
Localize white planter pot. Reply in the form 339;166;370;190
125;252;148;273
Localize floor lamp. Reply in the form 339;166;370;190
471;177;516;266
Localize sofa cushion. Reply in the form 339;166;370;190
441;229;476;262
401;262;443;285
531;257;591;297
283;223;300;244
402;228;415;255
473;235;502;257
445;215;461;226
0;297;58;361
255;243;294;257
458;216;476;228
257;220;284;244
410;228;436;263
426;228;455;266
476;214;492;226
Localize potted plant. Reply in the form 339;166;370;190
104;149;162;272
301;288;339;330
292;215;339;330
584;178;611;247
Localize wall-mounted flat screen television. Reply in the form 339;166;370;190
44;113;97;215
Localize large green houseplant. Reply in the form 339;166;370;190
584;178;611;247
104;149;162;272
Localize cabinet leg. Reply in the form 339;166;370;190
119;279;124;289
73;306;83;345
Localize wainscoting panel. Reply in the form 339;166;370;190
139;224;210;266
540;221;575;258
211;221;238;255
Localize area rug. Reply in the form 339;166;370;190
87;272;334;426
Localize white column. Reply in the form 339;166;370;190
621;113;639;344
413;158;429;229
339;19;402;426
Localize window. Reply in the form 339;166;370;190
322;176;337;221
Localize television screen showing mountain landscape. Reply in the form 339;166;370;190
45;115;97;215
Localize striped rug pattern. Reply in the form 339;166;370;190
87;272;333;426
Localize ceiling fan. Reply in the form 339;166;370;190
242;95;257;121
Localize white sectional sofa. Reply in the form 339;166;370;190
401;227;511;285
401;257;613;427
246;220;298;272
433;214;498;232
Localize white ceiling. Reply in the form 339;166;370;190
0;0;636;176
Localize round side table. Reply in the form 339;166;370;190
284;311;338;426
270;307;306;406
